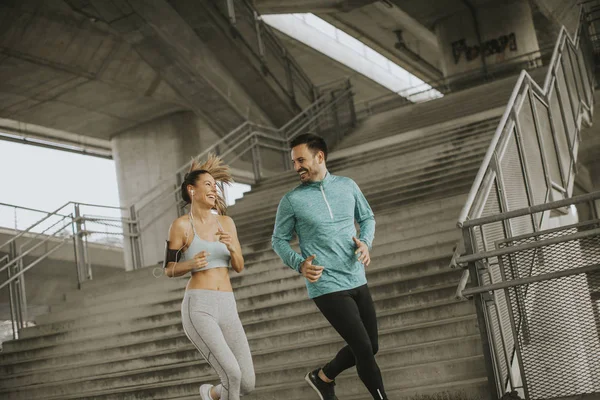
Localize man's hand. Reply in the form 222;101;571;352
300;255;324;283
353;237;371;267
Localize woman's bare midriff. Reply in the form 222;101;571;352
186;267;233;292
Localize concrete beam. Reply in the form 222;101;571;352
319;2;444;83
0;117;112;158
254;0;378;14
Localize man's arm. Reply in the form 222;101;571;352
272;195;304;273
353;180;375;249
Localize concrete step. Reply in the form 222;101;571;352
247;115;499;194
57;193;465;304
233;175;469;235
1;316;481;399
0;274;465;366
3;262;463;355
19;352;484;400
22;236;459;340
232;159;481;224
231;138;490;215
28;225;459;329
47;206;463;316
233;145;488;226
8;260;464;353
0;300;477;386
235;174;477;245
0;281;467;375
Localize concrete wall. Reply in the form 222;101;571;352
435;0;540;79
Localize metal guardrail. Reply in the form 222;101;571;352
354;46;555;120
449;5;599;398
0;202;138;339
453;191;600;399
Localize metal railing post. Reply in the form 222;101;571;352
226;0;236;24
463;228;501;398
17;257;28;329
73;204;87;284
250;135;262;181
129;204;142;270
7;263;18;339
70;215;82;288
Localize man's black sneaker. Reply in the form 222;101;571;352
305;368;338;400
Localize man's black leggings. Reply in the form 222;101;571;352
313;284;387;400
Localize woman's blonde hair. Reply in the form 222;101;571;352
183;154;233;215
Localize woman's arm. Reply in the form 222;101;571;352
217;216;244;273
164;218;207;277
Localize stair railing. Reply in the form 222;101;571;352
0;202;136;339
449;5;597;398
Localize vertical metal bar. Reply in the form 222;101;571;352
250;135;262;181
14;267;23;331
284;52;295;100
552;76;578;184
566;43;583;101
463;228;500;398
73;204;86;284
330;91;341;147
175;172;185;218
71;215;82;287
528;91;553;204
559;53;579;131
226;0;236;24
347;79;357;127
7;265;18;340
511;107;539;231
544;79;568;189
254;11;265;59
18;257;28;327
129;205;142;270
503;284;531;399
82;216;92;281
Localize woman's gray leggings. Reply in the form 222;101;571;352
181;289;255;399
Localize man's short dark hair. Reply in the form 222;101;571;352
290;133;328;161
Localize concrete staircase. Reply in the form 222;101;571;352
0;82;517;399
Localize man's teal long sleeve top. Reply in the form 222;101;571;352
271;172;375;298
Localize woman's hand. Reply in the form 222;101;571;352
193;250;210;269
216;229;235;253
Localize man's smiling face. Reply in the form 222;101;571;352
291;144;324;183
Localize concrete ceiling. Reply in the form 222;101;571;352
255;0;446;83
0;1;187;143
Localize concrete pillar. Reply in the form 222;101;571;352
435;0;541;85
112;111;219;270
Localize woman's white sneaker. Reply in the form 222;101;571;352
200;384;214;400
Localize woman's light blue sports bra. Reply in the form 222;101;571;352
182;216;231;272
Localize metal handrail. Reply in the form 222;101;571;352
355;46;553;115
0;201;71;252
0;217;72;273
457;9;590;227
0;237;70;291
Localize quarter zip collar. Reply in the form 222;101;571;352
304;171;333;187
